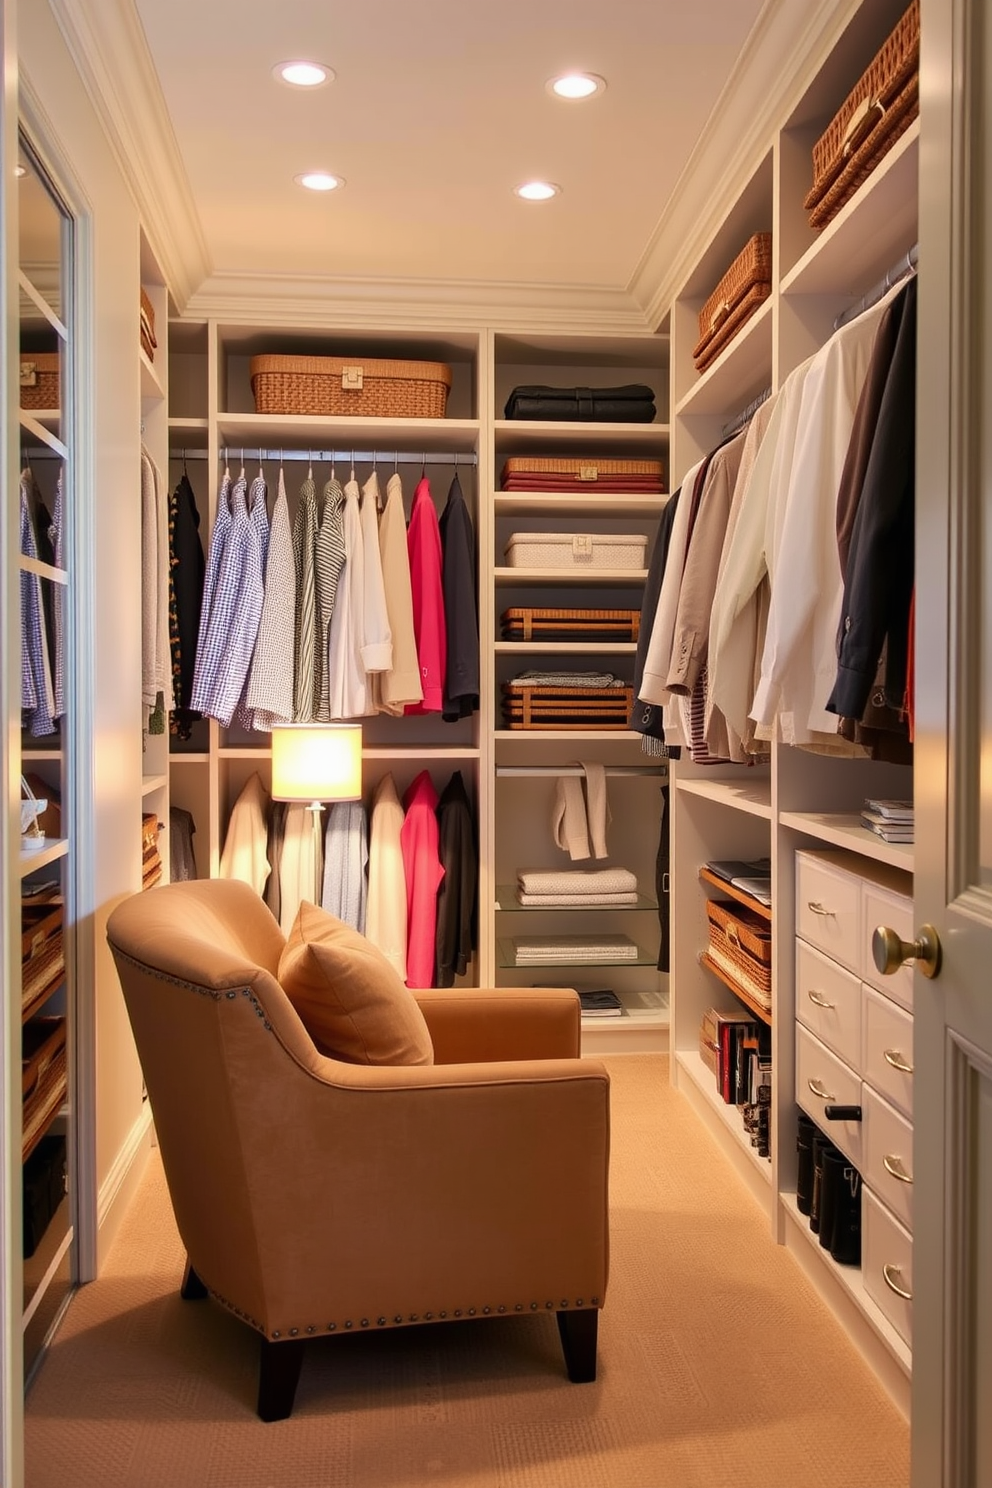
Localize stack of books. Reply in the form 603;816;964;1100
699;1008;772;1158
578;990;624;1019
860;799;914;843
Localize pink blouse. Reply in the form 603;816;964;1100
400;769;445;988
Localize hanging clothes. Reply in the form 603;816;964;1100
278;803;321;935
321;800;369;933
265;800;288;924
19;471;56;738
246;467;296;731
169;806;198;882
359;471;392;691
439;473;479;721
313;476;347;721
630;487;681;753
292;472;319;723
226;473;270;730
190;465;233;713
405;477;446;715
435;771;478;987
366;772;408;980
327;475;367;719
376;472;423;714
168;469;205;740
401;769;444;988
141;447;172;733
190;467;257;725
218;772;271;895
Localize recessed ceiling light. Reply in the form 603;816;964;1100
295;171;345;192
275;60;333;88
514;181;561;201
548;72;606;100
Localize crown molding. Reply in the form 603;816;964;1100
186;270;655;335
628;0;862;327
48;0;211;308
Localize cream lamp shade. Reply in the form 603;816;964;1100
270;724;363;805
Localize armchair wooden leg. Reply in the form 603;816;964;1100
180;1258;208;1300
257;1337;306;1422
556;1307;598;1383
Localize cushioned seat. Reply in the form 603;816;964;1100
107;878;610;1420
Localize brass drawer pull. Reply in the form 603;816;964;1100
882;1263;912;1301
882;1154;913;1184
807;989;836;1009
807;1077;835;1101
883;1048;914;1075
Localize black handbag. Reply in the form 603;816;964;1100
503;383;656;422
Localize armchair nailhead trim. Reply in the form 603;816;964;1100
303;1297;597;1339
425;1312;433;1320
482;1307;490;1315
468;1308;476;1317
289;1328;299;1336
454;1310;462;1318
377;1317;386;1326
515;1304;523;1312
360;1319;369;1328
530;1303;538;1311
394;1314;403;1324
344;1321;353;1329
272;1331;281;1339
545;1302;554;1310
576;1299;584;1307
409;1314;419;1322
498;1305;506;1314
225;991;236;1000
306;1326;315;1334
560;1300;569;1308
439;1311;447;1319
328;1324;336;1332
591;1297;600;1305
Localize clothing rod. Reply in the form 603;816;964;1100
834;242;918;330
169;448;478;467
495;765;667;778
722;384;773;440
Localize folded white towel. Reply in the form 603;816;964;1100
517;867;637;895
517;891;639;906
511;934;638;962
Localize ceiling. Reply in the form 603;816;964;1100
123;0;765;301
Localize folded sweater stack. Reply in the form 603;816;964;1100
516;866;638;906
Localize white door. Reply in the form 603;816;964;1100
913;0;992;1483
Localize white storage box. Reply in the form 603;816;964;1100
504;532;648;570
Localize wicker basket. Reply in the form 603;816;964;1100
705;899;772;1009
501;682;634;731
20;352;60;411
804;1;919;231
504;532;648;570
500;608;641;642
249;354;452;419
500;455;665;491
693;234;773;373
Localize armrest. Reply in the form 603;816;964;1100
413;987;581;1063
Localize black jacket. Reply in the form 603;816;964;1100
434;771;478;986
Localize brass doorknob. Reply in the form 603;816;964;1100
872;923;942;980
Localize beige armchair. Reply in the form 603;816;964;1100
107;879;610;1420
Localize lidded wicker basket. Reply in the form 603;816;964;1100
249;354;452;419
692;233;773;374
20;353;60;411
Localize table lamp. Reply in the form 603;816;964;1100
270;724;363;905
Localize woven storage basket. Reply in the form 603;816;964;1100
501;682;634;730
500;608;641;642
693;234;773;373
19;352;60;411
139;286;157;361
705;899;772;1008
804;0;919;231
504;532;648;570
249;354;452;418
500;455;665;490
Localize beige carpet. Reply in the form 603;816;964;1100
25;1055;909;1488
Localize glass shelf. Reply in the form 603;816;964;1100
495;885;657;912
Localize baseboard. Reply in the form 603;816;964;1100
96;1102;154;1272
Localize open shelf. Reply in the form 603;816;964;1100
493;419;669;449
780;1192;911;1376
698;867;772;921
141;774;168;796
675;775;772;819
493;492;667;516
699;952;772;1026
494;567;647;587
675;1049;772;1178
140;347;165;400
19;839;68;877
498;939;656;970
779;811;913;871
675;298;773;418
495;641;637;656
216;412;480;454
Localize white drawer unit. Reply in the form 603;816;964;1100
861;880;915;1010
863;1186;914;1347
863;1085;914;1231
795;853;860;968
796;1023;862;1168
796;938;862;1069
863;985;914;1118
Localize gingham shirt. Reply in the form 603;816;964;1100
246;468;296;731
292;475;318;721
190;469;234;714
313;478;347;720
214;474;268;728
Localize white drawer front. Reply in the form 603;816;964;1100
863;1186;913;1346
863;1085;914;1232
796;855;860;971
861;882;915;1010
796;938;862;1070
863;986;914;1118
796;1024;862;1168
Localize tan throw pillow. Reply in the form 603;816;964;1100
278;902;433;1066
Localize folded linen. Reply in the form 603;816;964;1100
517;891;639;906
511;934;638;963
517;867;638;895
506;671;617;689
